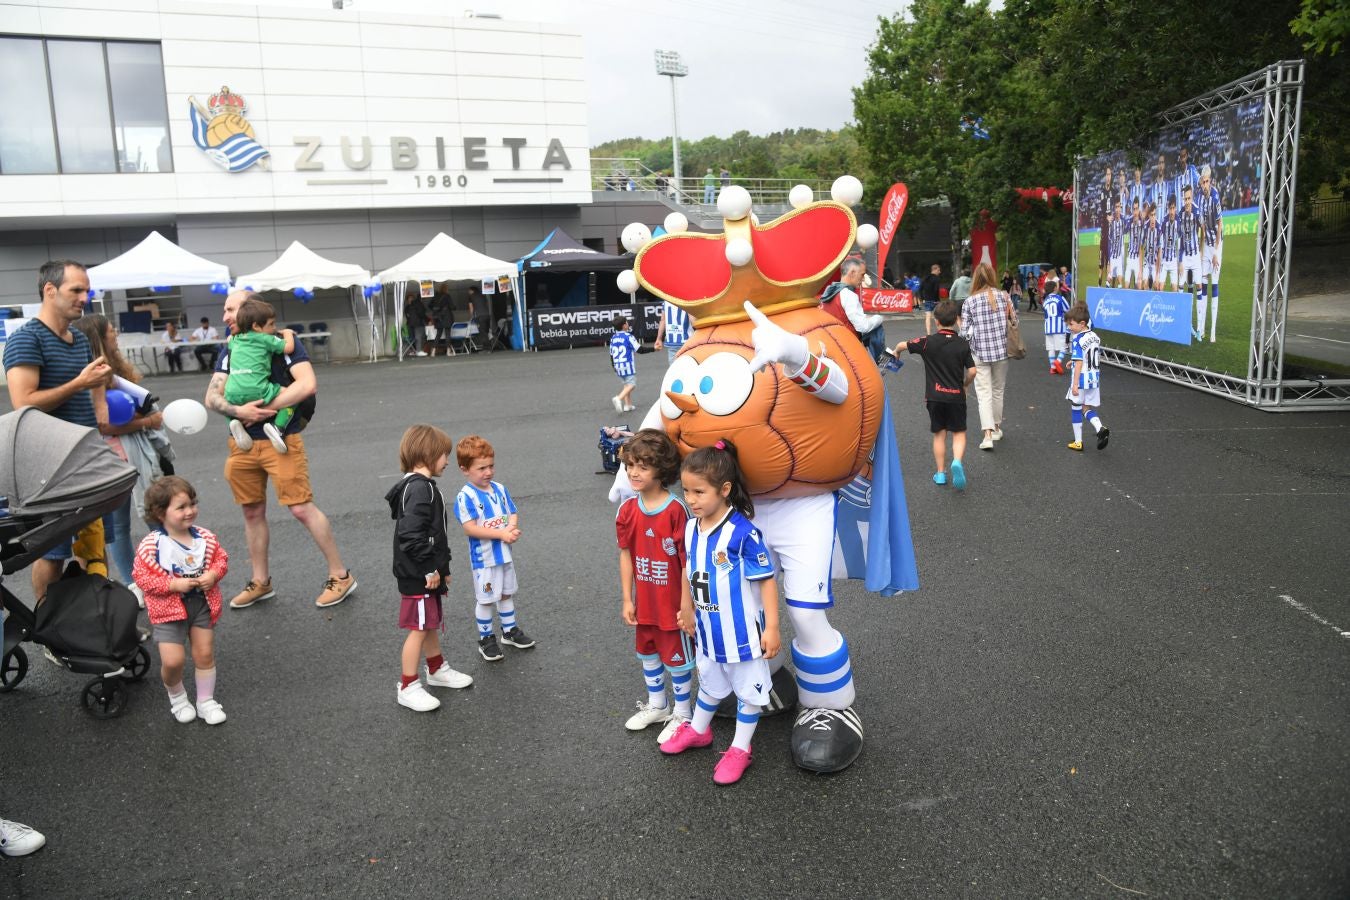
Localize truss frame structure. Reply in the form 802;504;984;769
1094;61;1348;411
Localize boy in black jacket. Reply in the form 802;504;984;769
386;424;473;712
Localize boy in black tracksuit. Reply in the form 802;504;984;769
893;300;977;490
386;425;473;712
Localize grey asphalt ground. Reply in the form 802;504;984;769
2;322;1347;899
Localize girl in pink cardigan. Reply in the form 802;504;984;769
132;476;230;725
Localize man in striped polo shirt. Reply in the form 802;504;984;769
3;260;113;603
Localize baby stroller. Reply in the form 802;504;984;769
0;407;150;717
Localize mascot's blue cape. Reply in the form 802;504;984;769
832;394;919;596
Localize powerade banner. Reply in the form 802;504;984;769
1086;287;1193;346
529;302;661;350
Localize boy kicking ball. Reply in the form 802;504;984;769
1065;307;1111;451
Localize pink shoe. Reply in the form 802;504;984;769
659;721;713;755
713;746;753;784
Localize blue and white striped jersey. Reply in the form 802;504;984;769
1072;330;1102;390
1108;217;1124;258
1161;213;1180;260
610;330;639;377
1042;294;1070;335
1178;206;1201;256
455;480;518;569
1174;164;1199;205
1141;220;1160;265
1129;180;1147;212
1150;176;1170;218
684;509;775;664
1127;215;1145;257
1198;185;1223;246
662;302;691;350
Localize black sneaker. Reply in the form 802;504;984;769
1097;427;1111;450
478;634;504;662
501;627;536;649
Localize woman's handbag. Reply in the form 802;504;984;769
1004;292;1027;360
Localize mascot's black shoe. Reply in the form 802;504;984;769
791;707;864;773
714;665;799;718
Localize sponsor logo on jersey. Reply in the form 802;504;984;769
756;552;769;567
713;550;732;572
644;527;655;538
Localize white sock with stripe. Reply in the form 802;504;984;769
637;652;666;709
732;702;761;751
668;666;693;719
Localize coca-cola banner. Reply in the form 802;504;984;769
875;183;909;279
860;288;914;314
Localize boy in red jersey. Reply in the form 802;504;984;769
615;429;694;745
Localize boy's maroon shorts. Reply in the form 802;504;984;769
399;593;444;631
635;624;694;669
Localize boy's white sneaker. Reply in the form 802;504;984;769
657;714;690;745
425;663;473;689
228;419;254;450
0;818;46;857
262;422;288;454
397;680;440;712
625;700;672;731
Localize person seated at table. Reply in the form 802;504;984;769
191;317;220;372
161;321;189;373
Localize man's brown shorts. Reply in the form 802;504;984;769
225;433;314;507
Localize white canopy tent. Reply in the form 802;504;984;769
376;233;519;360
233;241;374;359
87;231;230;291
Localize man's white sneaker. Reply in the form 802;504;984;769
992;427;1004;441
196;698;227;725
228;419;254;450
414;350;428;357
425;663;473;689
262;422;288;454
657;714;689;745
979;435;994;450
0;818;46;857
397;680;440;712
625;700;672;731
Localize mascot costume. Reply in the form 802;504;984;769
611;178;919;773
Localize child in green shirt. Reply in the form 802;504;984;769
225;297;296;454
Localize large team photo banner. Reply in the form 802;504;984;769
1074;98;1262;377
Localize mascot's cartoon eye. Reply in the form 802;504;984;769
693;352;754;417
660;355;700;420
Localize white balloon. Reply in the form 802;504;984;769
725;238;754;267
616;269;639;295
663;212;689;234
788;184;814;208
856;224;879;249
717;186;753;221
163;399;209;436
831;175;864;206
621;222;652;254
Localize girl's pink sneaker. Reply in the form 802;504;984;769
713;747;753;785
659;721;713;755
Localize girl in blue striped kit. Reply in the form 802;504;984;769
661;439;780;786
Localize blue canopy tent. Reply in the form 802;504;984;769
514;228;631;349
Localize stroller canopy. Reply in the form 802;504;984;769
0;408;138;516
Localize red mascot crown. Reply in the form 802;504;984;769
634;199;858;328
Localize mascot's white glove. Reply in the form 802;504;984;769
745;301;809;373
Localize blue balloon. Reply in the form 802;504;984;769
106;389;135;426
294;287;306;297
151;285;170;293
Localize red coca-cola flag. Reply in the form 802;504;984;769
875;183;909;281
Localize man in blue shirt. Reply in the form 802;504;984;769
3;260;112;602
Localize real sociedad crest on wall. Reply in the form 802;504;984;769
188;86;269;172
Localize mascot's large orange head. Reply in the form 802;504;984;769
625;183;884;499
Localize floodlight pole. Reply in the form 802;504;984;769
655;50;688;199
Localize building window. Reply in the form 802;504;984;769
108;42;172;173
0;37;59;174
0;36;172;175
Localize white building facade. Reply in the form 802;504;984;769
0;0;600;355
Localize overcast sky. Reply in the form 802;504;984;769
189;0;908;144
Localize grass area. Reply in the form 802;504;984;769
1076;229;1258;377
1285;353;1350;378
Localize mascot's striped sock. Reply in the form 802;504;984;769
791;637;856;710
638;652;667;709
475;603;494;637
668;665;693;719
498;598;518;632
733;702;761;751
1071;405;1084;443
